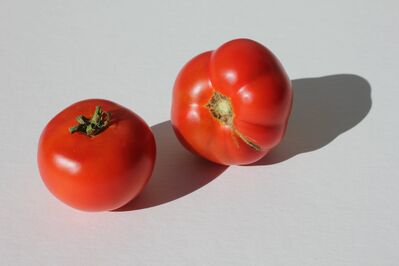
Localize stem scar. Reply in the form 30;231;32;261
205;91;261;151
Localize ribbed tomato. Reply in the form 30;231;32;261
37;99;156;211
171;39;292;165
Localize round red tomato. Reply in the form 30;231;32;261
171;38;292;165
37;99;156;211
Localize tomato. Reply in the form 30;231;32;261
171;38;292;165
37;99;156;211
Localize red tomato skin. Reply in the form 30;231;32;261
38;99;156;211
171;39;292;165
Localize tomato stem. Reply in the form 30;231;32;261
69;106;111;137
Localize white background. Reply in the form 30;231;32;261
1;1;398;265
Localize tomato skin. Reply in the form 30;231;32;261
171;39;292;165
37;99;156;211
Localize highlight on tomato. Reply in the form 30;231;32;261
37;99;156;211
171;38;293;165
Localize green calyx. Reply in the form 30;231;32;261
69;106;111;137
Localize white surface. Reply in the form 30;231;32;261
0;1;398;265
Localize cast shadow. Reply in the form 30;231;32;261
115;74;372;210
251;74;372;165
114;121;227;211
